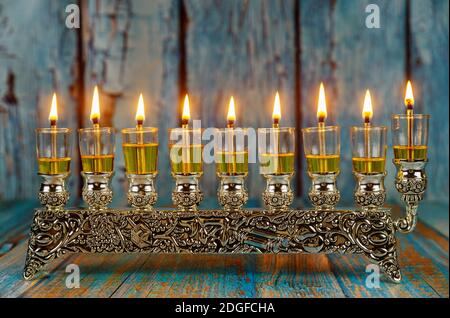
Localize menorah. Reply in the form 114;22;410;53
24;84;429;283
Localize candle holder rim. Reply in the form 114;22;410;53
391;114;430;119
36;127;71;133
215;127;249;132
350;125;388;132
121;127;158;134
78;127;116;133
168;127;203;133
301;125;340;133
257;127;295;132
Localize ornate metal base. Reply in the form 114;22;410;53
23;208;401;283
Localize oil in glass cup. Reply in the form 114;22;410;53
302;126;340;210
350;126;387;210
36;128;72;209
258;127;295;211
215;128;249;211
78;127;115;210
169;128;203;211
122;127;158;210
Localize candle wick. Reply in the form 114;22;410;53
273;118;279;129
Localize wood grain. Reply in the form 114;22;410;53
0;0;79;201
183;0;298;204
0;201;447;298
81;0;180;207
410;0;449;204
299;0;407;207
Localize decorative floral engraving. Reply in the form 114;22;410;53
262;191;293;210
308;190;340;208
82;189;113;210
127;191;158;209
172;191;204;211
23;208;401;283
218;190;248;210
38;191;69;209
354;191;386;208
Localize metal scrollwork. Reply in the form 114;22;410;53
308;190;340;209
38;191;70;209
354;191;386;208
127;191;158;209
262;190;293;210
82;188;113;210
218;189;248;210
24;208;401;283
171;191;204;211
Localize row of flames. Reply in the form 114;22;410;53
48;82;415;128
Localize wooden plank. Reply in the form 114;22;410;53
0;0;79;201
183;0;298;205
410;0;449;205
299;0;407;206
82;0;180;207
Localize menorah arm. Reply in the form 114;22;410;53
393;160;427;234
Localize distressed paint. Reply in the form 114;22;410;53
82;0;180;207
0;0;79;201
0;0;447;210
183;0;298;204
410;0;449;204
0;201;447;297
300;0;407;206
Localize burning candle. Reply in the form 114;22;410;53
258;93;295;175
79;86;115;174
122;94;159;176
317;82;327;155
405;81;414;161
169;94;202;175
392;81;428;163
36;93;71;176
362;90;373;157
215;97;248;175
350;91;386;175
49;93;58;158
302;83;340;175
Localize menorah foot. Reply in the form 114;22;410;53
23;250;49;280
368;251;402;283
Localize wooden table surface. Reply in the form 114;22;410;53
0;201;448;298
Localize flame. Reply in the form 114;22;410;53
49;93;58;124
362;90;373;122
90;86;100;124
272;91;281;122
182;94;190;123
317;82;327;122
227;96;236;124
404;80;414;107
136;93;145;124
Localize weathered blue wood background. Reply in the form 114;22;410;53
0;0;448;209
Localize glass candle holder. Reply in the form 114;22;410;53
214;128;249;211
302;126;340;210
258;127;295;211
36;128;71;209
122;127;158;210
391;114;430;233
169;128;203;211
350;126;387;210
78;127;115;210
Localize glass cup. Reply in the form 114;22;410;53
122;127;159;210
258;127;295;211
36;128;72;209
169;128;203;211
215;128;249;210
391;114;430;233
302;126;340;210
350;126;387;210
78;127;115;210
